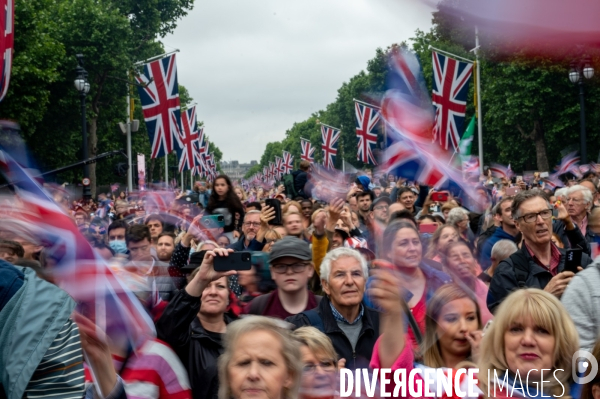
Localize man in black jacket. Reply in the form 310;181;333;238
286;247;379;370
487;189;592;313
292;160;310;199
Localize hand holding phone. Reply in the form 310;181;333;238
564;248;582;274
185;248;239;297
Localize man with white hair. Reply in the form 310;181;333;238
286;247;380;370
565;185;594;242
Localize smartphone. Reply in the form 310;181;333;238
265;198;282;225
214;251;252;271
505;186;521;196
564;248;582;273
419;224;438;234
540;172;549;178
201;214;225;228
516;176;523;182
430;192;448;202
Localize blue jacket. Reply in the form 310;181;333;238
0;261;79;399
479;226;517;270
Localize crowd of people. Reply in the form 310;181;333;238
2;159;600;399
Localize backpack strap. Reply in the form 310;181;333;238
300;309;325;333
510;250;532;288
248;293;270;315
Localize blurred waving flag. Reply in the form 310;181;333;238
554;151;581;176
135;54;182;159
0;0;14;103
489;163;514;179
0;149;155;347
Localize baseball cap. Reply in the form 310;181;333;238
370;195;392;211
269;236;312;263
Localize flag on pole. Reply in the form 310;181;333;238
282;151;294;174
458;116;476;156
300;138;315;163
274;156;283;180
176;106;199;172
0;0;14;103
431;51;473;152
135;54;182;159
321;125;341;169
354;102;380;165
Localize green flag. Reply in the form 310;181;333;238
459;116;476;156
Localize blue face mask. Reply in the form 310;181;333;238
109;240;128;254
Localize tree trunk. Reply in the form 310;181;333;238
88;116;98;198
516;110;550;172
532;118;550;172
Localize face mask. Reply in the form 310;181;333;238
109;240;128;254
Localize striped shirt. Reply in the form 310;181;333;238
25;319;85;399
85;338;192;399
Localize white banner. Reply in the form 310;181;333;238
137;153;146;190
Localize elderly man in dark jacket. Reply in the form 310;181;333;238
487;189;592;313
287;247;379;370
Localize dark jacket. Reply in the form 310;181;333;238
156;289;236;399
286;297;380;370
487;244;593;313
552;219;590;255
479;227;517;270
292;170;309;198
227;235;266;252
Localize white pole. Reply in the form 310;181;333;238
126;73;133;193
475;26;484;174
190;169;193;191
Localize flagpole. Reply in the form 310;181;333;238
190;169;193;191
428;45;474;64
126;74;133;194
133;49;180;67
474;27;484;174
352;98;381;109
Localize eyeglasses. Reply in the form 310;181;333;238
518;209;553;223
271;262;309;274
303;360;336;373
373;205;388;211
243;222;261;227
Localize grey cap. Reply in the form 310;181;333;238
269;236;312;263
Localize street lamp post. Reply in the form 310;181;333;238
569;58;594;164
74;54;91;199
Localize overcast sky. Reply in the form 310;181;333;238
164;0;434;163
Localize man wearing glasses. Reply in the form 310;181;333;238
243;236;320;319
487;189;592;313
228;210;266;251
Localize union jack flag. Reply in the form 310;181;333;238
321;124;341;169
555;152;581;176
135;54;182;159
176;106;199;173
268;161;276;181
378;141;424;182
0;150;155;348
0;0;13;102
431;51;473;152
354;102;380;165
275;156;283;180
282;151;294;174
301;138;315;163
489;163;514;179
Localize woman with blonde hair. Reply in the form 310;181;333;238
292;327;340;399
422;284;483;369
234;186;248;202
218;316;302;399
369;274;579;399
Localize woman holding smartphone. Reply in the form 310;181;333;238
205;175;245;243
